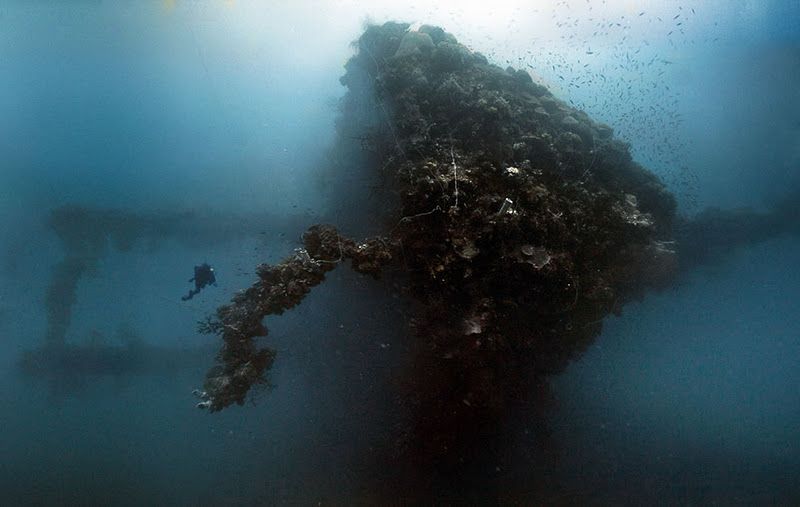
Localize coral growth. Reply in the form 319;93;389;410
199;225;394;410
198;22;681;468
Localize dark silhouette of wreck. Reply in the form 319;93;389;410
22;21;800;504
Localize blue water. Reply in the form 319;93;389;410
1;1;798;504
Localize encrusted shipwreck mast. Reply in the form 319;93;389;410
199;22;680;462
197;226;393;409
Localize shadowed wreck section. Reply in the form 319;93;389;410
676;189;800;271
19;21;798;495
197;21;682;472
195;24;800;479
23;204;313;391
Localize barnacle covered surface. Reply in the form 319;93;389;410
199;22;681;468
200;224;394;410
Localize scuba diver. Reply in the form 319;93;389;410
182;262;217;301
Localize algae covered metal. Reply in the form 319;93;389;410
197;22;682;466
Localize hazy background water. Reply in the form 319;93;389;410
1;1;798;504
